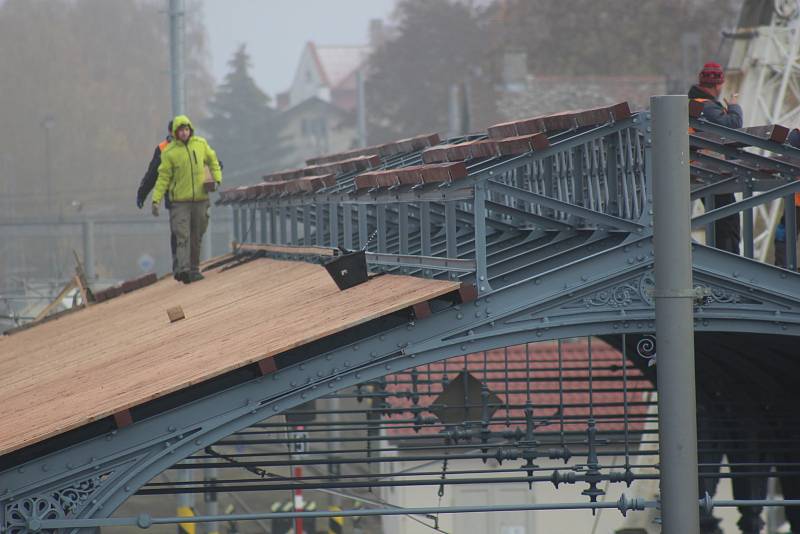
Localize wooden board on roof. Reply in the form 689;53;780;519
0;258;459;457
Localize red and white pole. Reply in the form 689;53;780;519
293;425;304;534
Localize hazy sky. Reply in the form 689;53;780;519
201;0;396;98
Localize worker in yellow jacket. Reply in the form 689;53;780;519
152;115;222;284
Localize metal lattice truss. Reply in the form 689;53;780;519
3;103;800;533
725;3;800;262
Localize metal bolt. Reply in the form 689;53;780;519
273;405;280;411
168;426;176;432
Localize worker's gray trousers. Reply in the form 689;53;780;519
169;200;209;275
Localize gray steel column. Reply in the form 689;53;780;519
232;208;240;243
420;202;432;256
473;184;491;293
651;95;699;534
343;204;353;250
358;204;368;249
742;188;754;259
259;208;267;244
168;0;185;116
81;219;95;281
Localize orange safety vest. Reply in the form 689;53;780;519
158;139;169;152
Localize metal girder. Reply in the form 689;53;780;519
691;178;800;227
690;176;744;199
487;180;645;232
689;118;800;161
365;252;475;273
2;234;800;533
485;200;572;231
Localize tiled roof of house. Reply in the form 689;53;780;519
382;339;653;439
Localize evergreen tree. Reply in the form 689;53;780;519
204;45;285;186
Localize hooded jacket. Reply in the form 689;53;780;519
688;85;743;129
152;115;222;204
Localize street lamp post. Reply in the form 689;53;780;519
41;114;55;216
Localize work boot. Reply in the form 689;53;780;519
174;272;190;284
188;271;205;283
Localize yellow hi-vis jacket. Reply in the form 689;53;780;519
152;115;222;204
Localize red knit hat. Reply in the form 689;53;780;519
699;62;724;85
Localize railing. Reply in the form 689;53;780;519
219;104;654;295
219;102;800;297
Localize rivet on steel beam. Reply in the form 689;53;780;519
355;373;362;379
326;355;332;360
354;344;360;350
475;312;481;318
457;313;463;319
125;486;131;492
67;463;74;470
290;381;297;387
344;361;351;367
385;364;391;370
299;364;305;370
41;465;48;472
317;371;324;377
273;405;280;411
460;344;466;350
168;426;176;432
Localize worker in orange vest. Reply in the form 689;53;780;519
137;121;177;272
688;62;743;255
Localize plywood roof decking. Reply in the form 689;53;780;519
0;258;459;457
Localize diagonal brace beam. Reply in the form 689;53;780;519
488;180;644;231
692;179;800;228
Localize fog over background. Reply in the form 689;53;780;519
0;0;741;311
202;0;396;95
